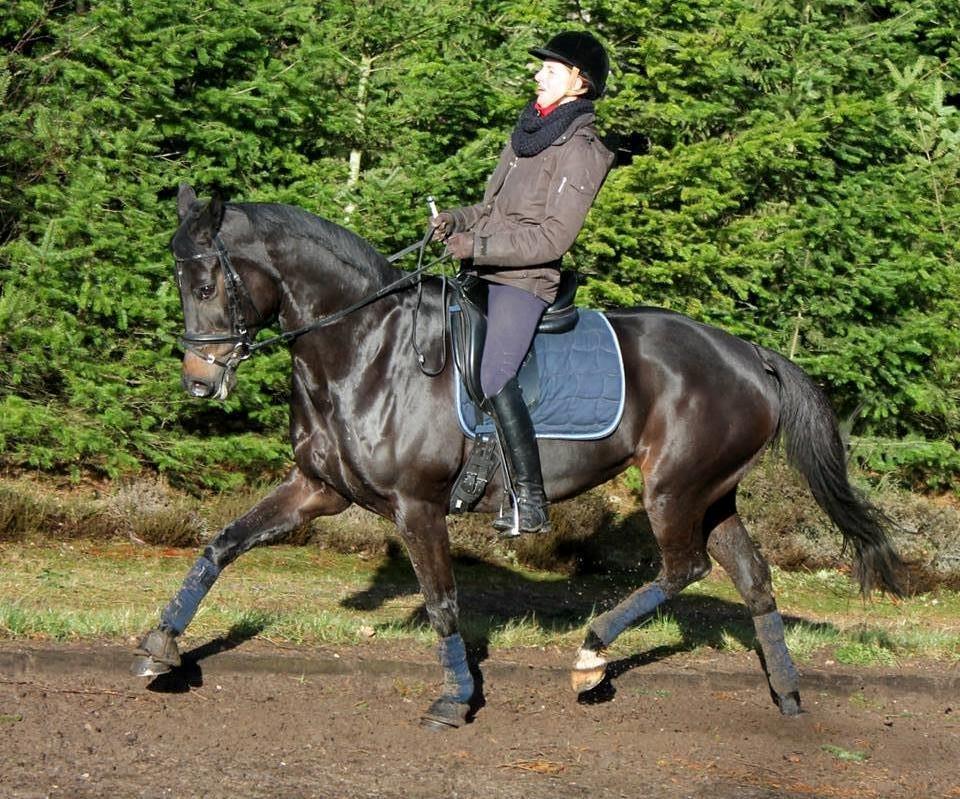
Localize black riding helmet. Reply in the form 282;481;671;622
529;31;610;99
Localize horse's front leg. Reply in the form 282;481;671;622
394;500;474;730
131;468;349;677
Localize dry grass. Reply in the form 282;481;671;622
1;456;958;589
0;476;260;547
737;458;960;592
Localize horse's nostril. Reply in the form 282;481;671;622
188;380;212;398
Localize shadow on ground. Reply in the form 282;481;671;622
338;506;837;694
147;616;272;694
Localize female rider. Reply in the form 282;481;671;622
432;31;614;535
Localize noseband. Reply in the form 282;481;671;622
174;235;265;372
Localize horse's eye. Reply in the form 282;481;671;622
194;284;216;301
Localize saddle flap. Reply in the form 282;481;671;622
449;278;486;408
449;277;540;410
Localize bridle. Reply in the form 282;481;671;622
173;228;451;377
174;234;264;373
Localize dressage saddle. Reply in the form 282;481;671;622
450;270;579;409
447;271;579;515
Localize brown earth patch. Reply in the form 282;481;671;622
1;640;957;799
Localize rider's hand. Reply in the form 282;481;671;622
445;232;475;260
430;211;456;241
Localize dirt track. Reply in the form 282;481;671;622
1;639;958;799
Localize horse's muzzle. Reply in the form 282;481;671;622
184;375;218;398
182;352;235;400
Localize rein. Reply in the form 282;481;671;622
175;226;452;373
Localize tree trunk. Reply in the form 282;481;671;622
344;53;373;220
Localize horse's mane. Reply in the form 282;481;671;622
234;202;396;281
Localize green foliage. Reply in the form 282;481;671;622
1;0;957;489
851;436;960;491
578;0;960;487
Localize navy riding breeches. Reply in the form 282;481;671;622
480;283;548;398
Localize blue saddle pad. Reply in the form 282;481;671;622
456;309;625;440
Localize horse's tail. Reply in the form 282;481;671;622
763;348;905;597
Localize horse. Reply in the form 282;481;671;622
132;183;904;728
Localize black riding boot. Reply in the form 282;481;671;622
483;378;551;535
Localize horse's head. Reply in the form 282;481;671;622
171;183;257;400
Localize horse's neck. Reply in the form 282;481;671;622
244;217;401;329
285;263;444;366
282;251;400;324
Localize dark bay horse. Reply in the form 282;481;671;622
132;183;903;727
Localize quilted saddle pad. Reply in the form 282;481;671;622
455;309;625;440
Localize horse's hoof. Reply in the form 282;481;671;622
130;655;172;677
420;697;469;731
571;648;607;693
131;628;181;677
777;692;802;716
571;667;606;694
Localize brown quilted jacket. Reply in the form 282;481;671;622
449;111;614;303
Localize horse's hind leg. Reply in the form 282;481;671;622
571;480;712;693
132;468;349;677
705;492;801;715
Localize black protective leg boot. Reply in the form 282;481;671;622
483;378;551;535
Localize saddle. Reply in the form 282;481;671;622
450;271;580;409
447;272;580;515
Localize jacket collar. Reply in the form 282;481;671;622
551;111;597;146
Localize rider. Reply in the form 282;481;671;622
432;31;614;534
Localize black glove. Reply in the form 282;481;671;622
445;232;475;260
430;211;457;241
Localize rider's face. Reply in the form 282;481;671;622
534;60;585;107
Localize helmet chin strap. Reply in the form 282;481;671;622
562;66;587;99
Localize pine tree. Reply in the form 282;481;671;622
1;0;957;488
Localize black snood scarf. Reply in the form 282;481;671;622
510;99;594;157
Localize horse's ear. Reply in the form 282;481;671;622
177;183;197;222
206;191;225;233
188;192;226;244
